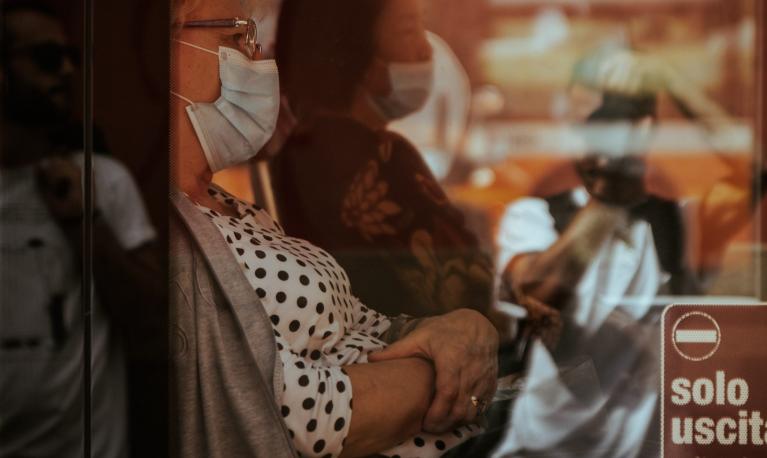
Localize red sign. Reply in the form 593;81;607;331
662;304;767;457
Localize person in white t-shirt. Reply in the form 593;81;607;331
494;48;681;458
495;45;763;457
495;105;666;458
0;3;158;456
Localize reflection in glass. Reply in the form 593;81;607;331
408;1;764;456
1;2;160;457
1;3;90;456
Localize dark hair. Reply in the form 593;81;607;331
0;0;61;41
2;0;59;54
586;92;657;123
276;0;386;117
1;0;58;20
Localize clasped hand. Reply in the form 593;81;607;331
369;308;499;433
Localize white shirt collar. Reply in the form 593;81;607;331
571;186;590;207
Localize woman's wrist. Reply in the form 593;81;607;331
400;357;436;423
380;314;427;344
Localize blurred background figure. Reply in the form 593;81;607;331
493;46;670;458
270;0;501;325
492;30;762;455
426;0;764;302
0;1;160;456
390;31;472;182
211;1;763;302
387;31;504;257
556;44;762;293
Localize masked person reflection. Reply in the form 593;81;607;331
0;2;161;457
269;0;499;323
168;1;499;457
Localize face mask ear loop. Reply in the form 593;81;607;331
171;91;195;106
173;39;219;57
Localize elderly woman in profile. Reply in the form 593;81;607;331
168;0;499;457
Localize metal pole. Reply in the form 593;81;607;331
82;0;94;454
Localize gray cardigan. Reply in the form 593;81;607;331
169;190;297;458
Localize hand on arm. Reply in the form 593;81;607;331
504;201;628;306
378;314;425;345
369;309;499;434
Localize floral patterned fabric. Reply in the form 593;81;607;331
271;114;494;318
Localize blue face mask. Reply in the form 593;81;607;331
369;59;434;121
172;41;280;172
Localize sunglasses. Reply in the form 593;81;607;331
182;17;261;58
12;43;80;74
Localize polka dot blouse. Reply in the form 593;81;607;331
197;185;480;458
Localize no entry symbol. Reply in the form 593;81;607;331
672;311;721;362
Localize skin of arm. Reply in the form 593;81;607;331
503;200;629;307
661;63;735;138
341;357;435;457
369;309;499;433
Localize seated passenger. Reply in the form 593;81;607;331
495;48;673;457
168;0;499;457
270;0;496;319
496;46;764;458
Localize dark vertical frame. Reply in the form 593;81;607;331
81;0;94;454
758;0;766;301
91;0;171;454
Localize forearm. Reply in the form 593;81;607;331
666;69;729;126
95;228;164;321
382;308;512;349
510;202;628;305
341;357;435;457
662;64;742;152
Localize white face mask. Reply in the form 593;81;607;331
369;59;434;121
172;41;280;173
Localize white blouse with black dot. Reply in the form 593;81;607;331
197;185;480;458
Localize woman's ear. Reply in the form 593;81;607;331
361;56;392;97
